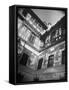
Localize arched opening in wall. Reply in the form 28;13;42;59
37;58;43;70
47;55;54;67
20;53;29;66
62;50;65;64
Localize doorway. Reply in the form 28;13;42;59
47;55;54;67
20;53;29;66
62;50;65;64
37;58;43;70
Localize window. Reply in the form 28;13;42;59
18;25;31;41
29;33;35;44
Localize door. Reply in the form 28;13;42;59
62;50;65;64
47;55;54;67
37;58;43;70
20;53;29;66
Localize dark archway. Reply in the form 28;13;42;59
37;58;43;70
